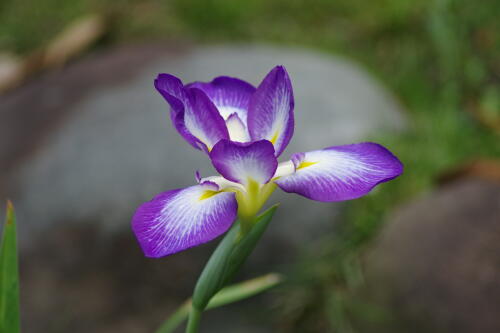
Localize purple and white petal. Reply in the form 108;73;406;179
187;76;255;123
155;74;202;150
184;88;230;151
132;183;237;258
210;140;278;186
247;66;294;157
275;142;403;202
155;74;229;152
155;74;189;113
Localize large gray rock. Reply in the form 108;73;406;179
0;43;406;332
365;179;500;333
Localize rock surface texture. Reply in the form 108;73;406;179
365;179;500;333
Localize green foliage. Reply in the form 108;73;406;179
156;273;283;333
0;201;20;333
192;205;278;310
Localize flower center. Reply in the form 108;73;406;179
235;179;277;233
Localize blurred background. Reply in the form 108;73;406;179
0;0;499;332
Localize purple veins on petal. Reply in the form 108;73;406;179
275;142;403;202
184;88;229;151
132;183;237;258
154;74;229;152
247;66;295;157
186;76;256;123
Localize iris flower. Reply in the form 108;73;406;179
133;66;403;258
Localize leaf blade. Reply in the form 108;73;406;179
0;200;21;333
191;205;278;310
155;273;283;333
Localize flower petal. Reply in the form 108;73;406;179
225;113;250;142
247;66;294;157
155;74;229;152
132;183;237;258
187;76;256;123
274;142;403;202
185;88;230;151
210;140;278;186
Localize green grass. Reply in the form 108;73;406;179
1;0;498;331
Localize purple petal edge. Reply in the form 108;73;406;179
132;184;237;258
209;139;278;185
275;142;403;202
247;65;295;157
154;74;230;152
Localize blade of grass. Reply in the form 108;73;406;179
156;273;283;333
0;200;20;333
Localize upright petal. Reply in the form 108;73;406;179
187;76;256;123
155;74;229;152
247;66;294;157
275;142;403;202
210;140;278;186
132;183;237;258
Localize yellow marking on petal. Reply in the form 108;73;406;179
270;131;279;145
199;190;218;201
297;161;318;170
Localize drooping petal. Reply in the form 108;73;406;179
186;76;256;123
210;139;278;186
155;74;229;152
132;183;237;258
155;74;199;149
154;74;188;113
274;142;403;202
247;66;294;157
184;88;230;151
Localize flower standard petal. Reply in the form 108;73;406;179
186;76;256;123
155;74;229;152
274;142;403;202
209;140;278;186
132;183;237;258
247;66;294;157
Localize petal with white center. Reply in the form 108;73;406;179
247;66;294;157
187;76;256;124
184;88;230;151
155;74;229;152
274;142;403;202
132;183;237;258
210;140;278;186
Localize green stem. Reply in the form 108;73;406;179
186;306;202;333
156;273;283;333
